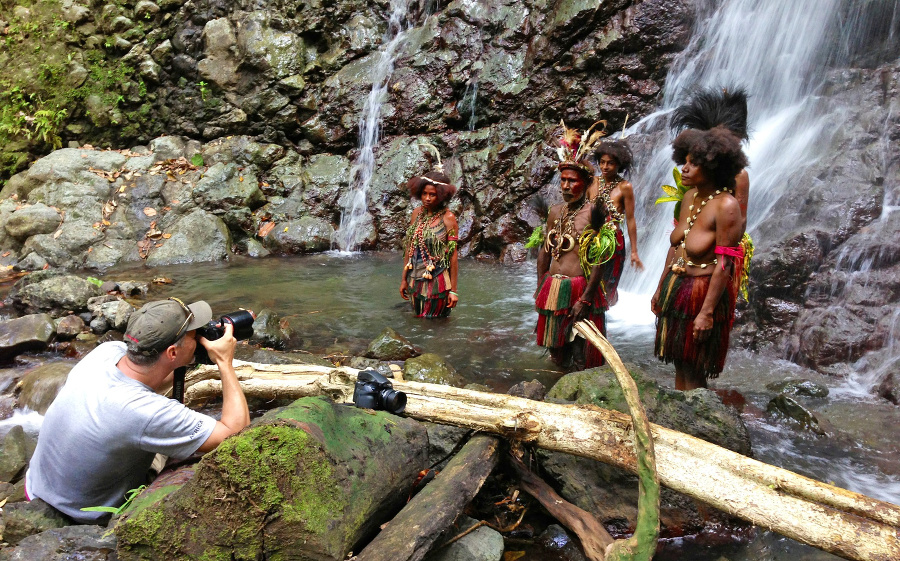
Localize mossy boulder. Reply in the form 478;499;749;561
539;368;752;538
365;327;420;361
115;396;428;560
403;353;464;387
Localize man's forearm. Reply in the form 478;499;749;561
217;361;250;432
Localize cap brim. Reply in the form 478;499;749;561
186;301;213;331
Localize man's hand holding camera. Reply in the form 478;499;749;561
199;322;237;367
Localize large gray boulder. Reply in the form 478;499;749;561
365;327;420;361
263;216;334;254
4;203;63;240
193;162;264;212
145;209;232;266
539;368;751;538
0;500;74;549
8;273;102;316
404;353;465;387
0;314;56;361
0;425;30;483
16;362;74;414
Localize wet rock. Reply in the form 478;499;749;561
535;524;586;560
90;317;110;334
767;394;826;435
0;314;55;361
876;373;900;404
4;203;63;240
0;500;74;547
9;273;102;316
365;327;420;361
12;253;47;272
403;353;465;387
54;315;86;339
0;425;29;482
87;294;121;316
507;379;546;401
250;309;292;350
263;216;334;254
16;362;74;414
424;421;471;468
422;516;504;561
145;209;232;266
149;136;188;161
193;162;263;212
0;395;15;420
766;378;829;398
540;368;751;537
98;299;136;332
116;281;150;297
200;136;286;169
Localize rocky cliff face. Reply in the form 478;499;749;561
0;0;692;257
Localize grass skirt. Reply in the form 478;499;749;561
407;269;452;318
600;226;625;307
534;274;606;367
654;271;738;379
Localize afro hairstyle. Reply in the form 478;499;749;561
406;171;457;206
670;86;749;141
672;127;749;190
594;139;634;174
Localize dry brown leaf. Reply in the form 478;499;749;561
239;176;244;182
152;277;173;284
42;263;50;269
119;185;126;192
258;222;275;237
143;207;157;217
53;229;62;239
170;200;180;205
87;247;93;253
162;233;172;239
503;552;525;561
102;220;110;226
1;251;10;257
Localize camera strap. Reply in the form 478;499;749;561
172;366;186;403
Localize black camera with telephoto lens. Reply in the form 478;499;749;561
194;310;256;365
352;370;407;414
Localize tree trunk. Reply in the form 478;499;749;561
355;435;501;561
183;363;900;561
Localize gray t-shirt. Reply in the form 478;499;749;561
26;342;216;523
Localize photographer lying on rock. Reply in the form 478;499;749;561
25;298;250;524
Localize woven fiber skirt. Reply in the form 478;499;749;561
654;271;738;379
407;269;451;318
600;226;626;307
535;274;606;368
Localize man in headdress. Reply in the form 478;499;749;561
534;122;610;369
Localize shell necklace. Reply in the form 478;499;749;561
671;188;731;274
593;175;624;223
545;197;588;260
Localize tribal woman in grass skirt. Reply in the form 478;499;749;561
400;170;459;318
651;127;748;390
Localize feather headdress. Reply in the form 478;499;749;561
670;86;750;140
417;139;445;173
556;119;608;176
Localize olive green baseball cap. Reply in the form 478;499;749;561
125;298;212;356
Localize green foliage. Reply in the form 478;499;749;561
190;153;205;167
85;276;104;287
198;81;211;101
0;87;67;149
524;225;544;249
655;166;689;220
82;485;147;516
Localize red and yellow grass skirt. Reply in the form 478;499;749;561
534;274;606;367
654;271;738;379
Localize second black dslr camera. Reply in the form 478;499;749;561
194;310;255;364
352;370;407;414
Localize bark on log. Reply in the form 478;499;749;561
355;434;501;561
183;362;900;561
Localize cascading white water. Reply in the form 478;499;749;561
335;0;411;251
617;0;852;304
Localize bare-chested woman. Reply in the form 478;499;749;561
651;127;748;390
587;139;643;307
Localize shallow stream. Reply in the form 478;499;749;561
2;252;899;560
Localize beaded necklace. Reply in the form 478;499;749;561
544;197;588;260
592;175;625;223
404;209;442;279
670;188;732;274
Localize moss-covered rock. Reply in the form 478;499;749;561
115;396;428;560
365;327;420;361
403;353;464;387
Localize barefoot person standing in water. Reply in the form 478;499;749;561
652;127;748;390
535;120;611;370
400;150;460;318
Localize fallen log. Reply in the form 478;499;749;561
355;434;501;561
183;363;900;561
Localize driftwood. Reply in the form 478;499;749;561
355;434;501;561
182;361;900;561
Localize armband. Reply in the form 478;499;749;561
714;245;745;269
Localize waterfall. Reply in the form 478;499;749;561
335;0;411;251
618;0;880;298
